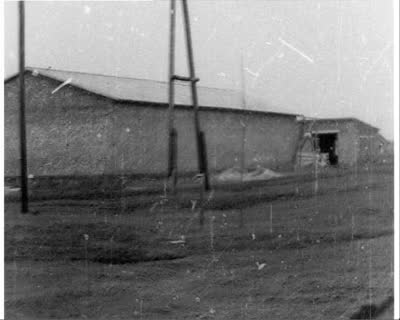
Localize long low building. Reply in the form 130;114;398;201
4;68;303;179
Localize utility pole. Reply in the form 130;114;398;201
19;0;29;213
167;0;210;192
181;0;201;175
167;0;178;193
240;54;247;181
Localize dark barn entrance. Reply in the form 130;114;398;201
317;133;338;165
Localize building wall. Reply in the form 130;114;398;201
358;135;390;163
302;119;387;166
304;120;359;165
4;74;302;177
354;122;383;163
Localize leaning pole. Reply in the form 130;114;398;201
19;0;29;213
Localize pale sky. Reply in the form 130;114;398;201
4;0;394;138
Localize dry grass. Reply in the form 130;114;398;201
5;167;394;319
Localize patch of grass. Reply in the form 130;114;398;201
183;228;393;254
6;289;87;319
5;212;392;265
5;222;187;264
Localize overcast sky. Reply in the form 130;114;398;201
4;0;394;138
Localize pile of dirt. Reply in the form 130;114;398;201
216;166;283;182
243;167;283;181
4;186;20;195
215;167;243;182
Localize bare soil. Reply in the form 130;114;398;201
5;166;394;319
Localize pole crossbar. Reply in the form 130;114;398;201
171;75;200;83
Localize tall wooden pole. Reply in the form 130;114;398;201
181;1;201;170
167;0;176;129
166;0;209;191
167;0;178;191
240;54;247;181
181;0;209;190
19;0;29;213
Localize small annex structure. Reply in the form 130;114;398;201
4;67;303;181
296;117;391;167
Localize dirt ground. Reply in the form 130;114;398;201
5;166;394;319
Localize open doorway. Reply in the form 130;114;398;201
317;133;338;165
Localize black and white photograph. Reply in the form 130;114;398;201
2;0;398;319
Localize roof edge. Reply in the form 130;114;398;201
7;67;299;118
114;98;299;118
302;117;379;131
25;66;242;93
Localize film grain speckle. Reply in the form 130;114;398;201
4;1;395;319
